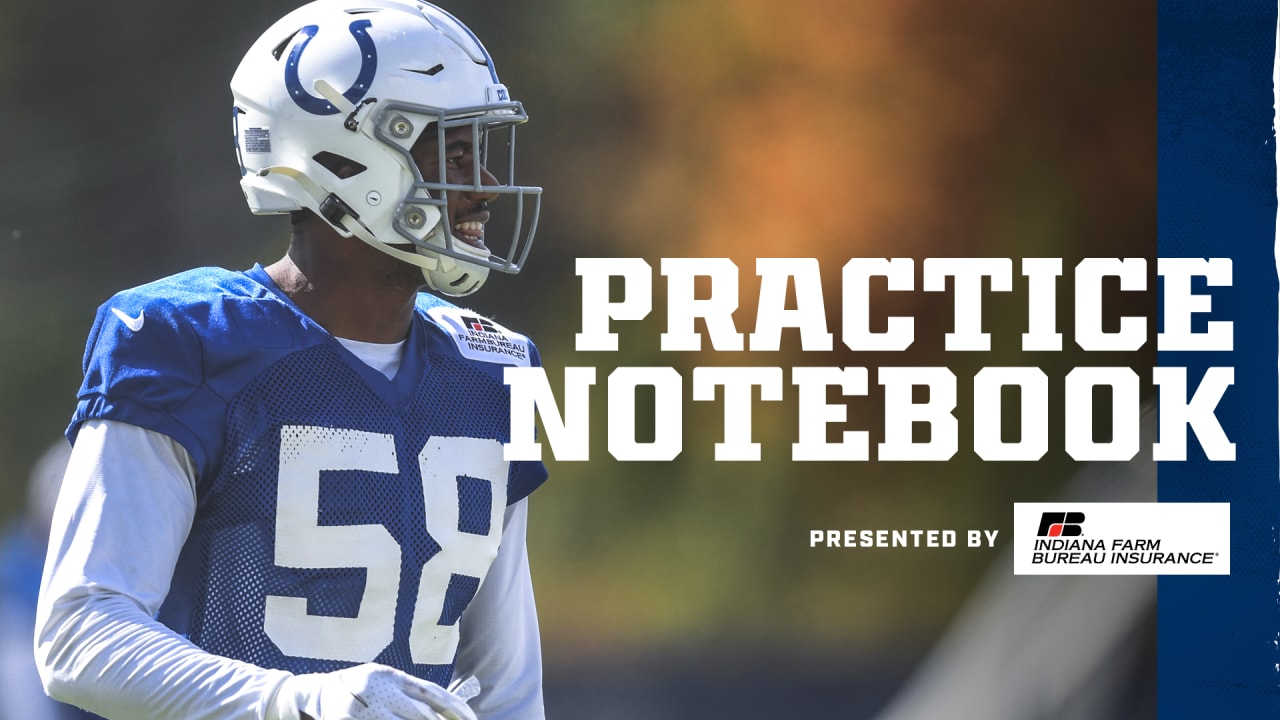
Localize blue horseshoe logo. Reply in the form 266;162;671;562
284;19;377;115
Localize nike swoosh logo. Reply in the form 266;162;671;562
110;307;145;332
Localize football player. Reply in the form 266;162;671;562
34;2;546;719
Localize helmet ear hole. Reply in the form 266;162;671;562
313;152;368;179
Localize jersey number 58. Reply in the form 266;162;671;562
263;426;508;665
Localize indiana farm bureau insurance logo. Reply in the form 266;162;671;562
1037;512;1086;537
1013;503;1229;575
463;315;499;334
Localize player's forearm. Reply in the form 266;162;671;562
36;589;293;720
34;420;295;719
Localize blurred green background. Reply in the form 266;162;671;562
0;1;1155;716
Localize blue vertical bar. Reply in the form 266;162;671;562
1157;1;1279;717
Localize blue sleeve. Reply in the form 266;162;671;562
509;460;549;504
68;292;216;474
507;339;548;503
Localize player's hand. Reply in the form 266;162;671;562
283;663;478;720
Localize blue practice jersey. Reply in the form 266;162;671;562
68;265;547;687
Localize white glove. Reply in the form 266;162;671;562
273;663;479;720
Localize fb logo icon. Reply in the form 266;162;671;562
1037;511;1086;537
284;19;378;115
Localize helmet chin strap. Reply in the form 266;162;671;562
337;210;489;297
258;161;489;297
407;228;492;296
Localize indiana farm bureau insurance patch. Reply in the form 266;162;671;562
427;306;532;367
1012;503;1229;575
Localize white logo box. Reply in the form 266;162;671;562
1012;502;1230;575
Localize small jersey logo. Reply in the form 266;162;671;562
426;307;530;367
110;307;145;332
463;316;498;333
1036;511;1086;537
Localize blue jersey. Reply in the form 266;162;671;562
68;265;547;686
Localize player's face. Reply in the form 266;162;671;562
411;124;500;253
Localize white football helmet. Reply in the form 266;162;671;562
231;0;541;296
